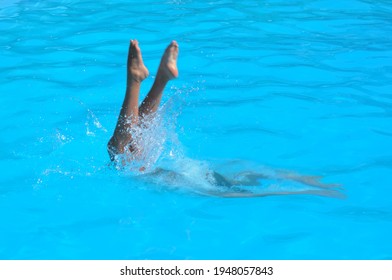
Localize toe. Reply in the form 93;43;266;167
170;41;178;49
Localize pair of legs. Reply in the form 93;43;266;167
108;40;179;160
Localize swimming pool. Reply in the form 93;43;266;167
1;0;391;259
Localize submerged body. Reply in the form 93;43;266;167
144;166;343;198
108;40;342;198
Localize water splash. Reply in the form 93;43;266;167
85;108;108;137
111;86;187;172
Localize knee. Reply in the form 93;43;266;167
107;138;117;161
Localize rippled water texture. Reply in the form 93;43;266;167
1;0;392;259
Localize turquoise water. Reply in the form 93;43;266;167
1;0;392;259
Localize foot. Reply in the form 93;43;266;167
157;40;179;82
127;40;149;84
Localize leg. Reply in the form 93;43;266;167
108;40;149;159
138;41;179;118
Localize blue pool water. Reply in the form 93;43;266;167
1;0;392;259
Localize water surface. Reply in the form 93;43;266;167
0;0;391;259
